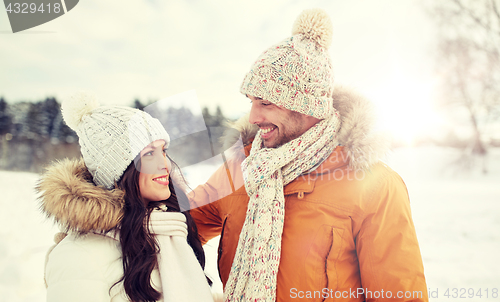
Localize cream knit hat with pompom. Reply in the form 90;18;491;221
240;8;334;119
61;92;170;189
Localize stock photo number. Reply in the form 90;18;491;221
6;3;62;14
444;288;498;299
3;0;79;33
429;288;499;299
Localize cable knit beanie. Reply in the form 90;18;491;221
61;93;170;189
240;8;334;119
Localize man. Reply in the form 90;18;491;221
189;8;428;302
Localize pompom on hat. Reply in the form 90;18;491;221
62;92;170;189
240;8;335;119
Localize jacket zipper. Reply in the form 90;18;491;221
217;216;228;281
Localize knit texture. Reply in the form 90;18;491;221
223;111;341;301
240;9;334;119
62;94;170;189
149;210;214;302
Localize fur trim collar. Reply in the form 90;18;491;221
224;86;390;170
36;158;125;234
37;158;190;234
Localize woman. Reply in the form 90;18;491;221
37;93;215;302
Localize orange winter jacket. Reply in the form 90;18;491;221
189;87;428;302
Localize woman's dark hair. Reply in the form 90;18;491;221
116;156;206;302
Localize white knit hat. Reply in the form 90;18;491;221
61;92;170;189
240;8;334;119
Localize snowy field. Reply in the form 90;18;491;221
0;146;499;301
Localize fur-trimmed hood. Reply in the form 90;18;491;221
36;158;188;234
223;86;390;170
37;158;125;234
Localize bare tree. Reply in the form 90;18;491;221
426;0;500;156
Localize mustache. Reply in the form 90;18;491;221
257;123;276;128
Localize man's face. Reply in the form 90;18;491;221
248;95;320;148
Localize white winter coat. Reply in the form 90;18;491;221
45;231;162;302
37;158;215;302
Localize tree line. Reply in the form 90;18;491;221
0;97;231;172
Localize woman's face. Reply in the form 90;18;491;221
138;140;172;204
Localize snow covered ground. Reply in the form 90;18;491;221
387;147;500;301
0;146;499;301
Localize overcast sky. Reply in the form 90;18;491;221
0;0;440;142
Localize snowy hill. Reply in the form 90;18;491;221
0;146;499;301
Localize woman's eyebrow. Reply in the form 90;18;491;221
140;145;156;155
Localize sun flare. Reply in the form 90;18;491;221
364;70;442;147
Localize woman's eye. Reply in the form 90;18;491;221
143;151;153;156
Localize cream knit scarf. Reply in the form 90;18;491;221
223;113;341;301
149;210;214;302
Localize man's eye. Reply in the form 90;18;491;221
249;97;263;104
